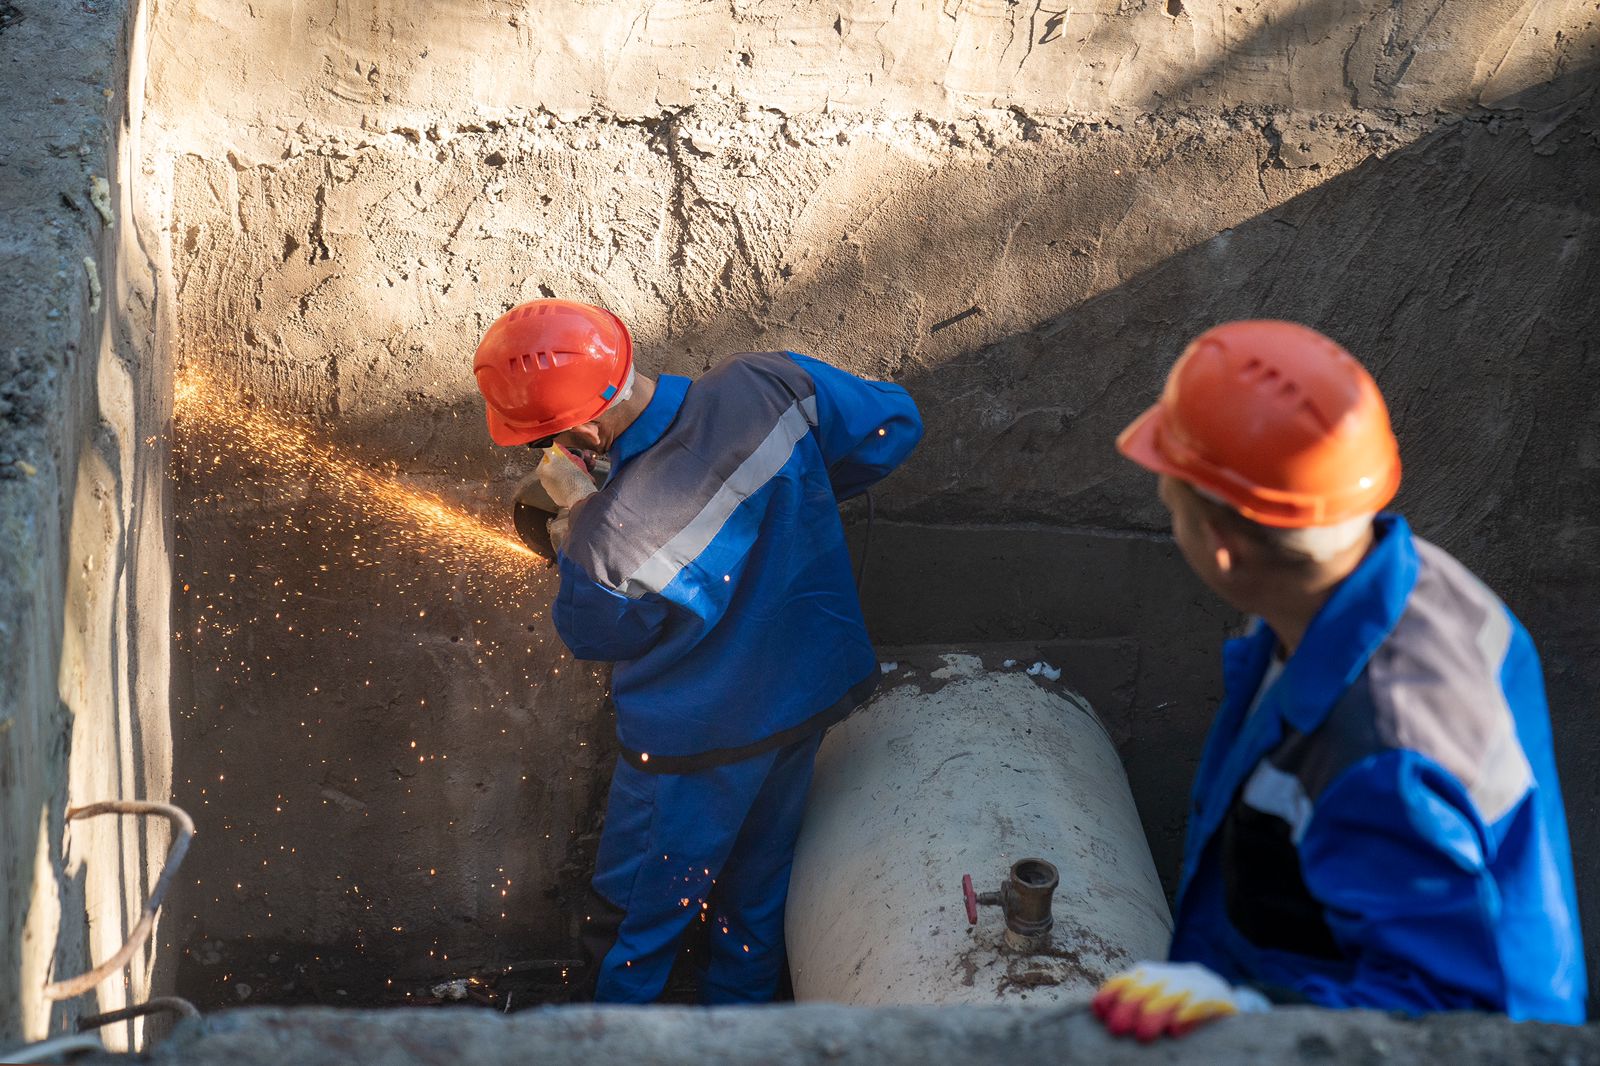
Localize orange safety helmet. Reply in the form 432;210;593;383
473;299;635;446
1117;320;1401;528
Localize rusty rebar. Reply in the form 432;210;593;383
77;995;200;1031
43;800;195;1002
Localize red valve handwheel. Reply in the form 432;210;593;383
962;873;978;925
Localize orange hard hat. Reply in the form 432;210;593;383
1117;320;1400;528
472;299;634;446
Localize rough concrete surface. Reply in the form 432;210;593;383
86;1004;1600;1066
143;0;1597;153
3;0;1598;1051
0;0;178;1050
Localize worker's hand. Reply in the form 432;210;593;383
548;508;574;556
538;445;599;510
1092;962;1269;1042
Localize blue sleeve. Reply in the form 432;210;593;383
553;552;671;662
788;353;923;500
1293;750;1513;1013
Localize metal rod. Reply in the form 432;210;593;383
78;995;200;1031
43;801;196;1002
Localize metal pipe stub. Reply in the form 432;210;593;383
962;857;1060;953
1000;858;1059;952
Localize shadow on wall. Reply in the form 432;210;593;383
1140;0;1595;113
862;61;1600;1005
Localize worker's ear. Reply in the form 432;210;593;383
563;422;604;450
1202;518;1236;577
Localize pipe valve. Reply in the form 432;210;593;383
962;858;1059;953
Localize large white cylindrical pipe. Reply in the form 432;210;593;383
787;655;1172;1005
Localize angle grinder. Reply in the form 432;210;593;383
511;447;608;557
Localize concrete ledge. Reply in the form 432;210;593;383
109;1004;1600;1065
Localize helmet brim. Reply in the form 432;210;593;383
1115;403;1184;480
484;403;542;448
1117;399;1401;529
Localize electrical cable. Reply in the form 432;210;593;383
43;801;195;1002
854;490;875;595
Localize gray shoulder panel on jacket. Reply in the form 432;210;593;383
1266;538;1533;827
1366;538;1532;824
566;352;818;598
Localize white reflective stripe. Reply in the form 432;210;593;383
799;393;818;425
1475;602;1512;676
1473;711;1533;824
1470;606;1532;824
1241;761;1315;843
620;401;812;598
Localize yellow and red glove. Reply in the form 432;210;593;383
1092;962;1269;1041
537;445;599;510
536;445;599;555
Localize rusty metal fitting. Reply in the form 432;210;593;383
962;857;1059;953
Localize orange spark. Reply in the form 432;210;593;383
173;364;544;572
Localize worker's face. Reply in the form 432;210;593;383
1159;476;1242;607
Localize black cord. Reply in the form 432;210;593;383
855;490;875;595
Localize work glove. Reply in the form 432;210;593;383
548;508;574;556
1092;961;1269;1042
537;445;599;510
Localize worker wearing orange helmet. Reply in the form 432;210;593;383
473;299;922;1003
1093;321;1585;1039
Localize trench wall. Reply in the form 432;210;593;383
142;0;1600;1010
0;0;175;1049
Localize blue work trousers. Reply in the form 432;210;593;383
590;730;823;1003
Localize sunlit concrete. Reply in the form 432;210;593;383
0;0;173;1048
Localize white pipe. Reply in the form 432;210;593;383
786;655;1172;1005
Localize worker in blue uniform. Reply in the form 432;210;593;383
1093;320;1586;1040
472;298;922;1003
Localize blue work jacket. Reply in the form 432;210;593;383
553;351;922;773
1170;514;1586;1022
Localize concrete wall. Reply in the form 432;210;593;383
80;1003;1600;1066
0;0;176;1049
138;0;1600;1010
